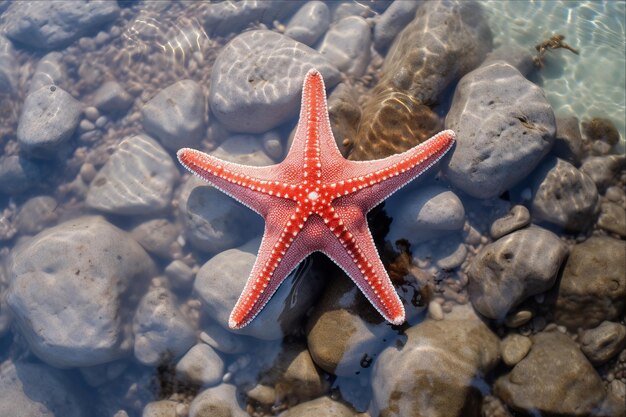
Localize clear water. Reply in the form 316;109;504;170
0;1;624;417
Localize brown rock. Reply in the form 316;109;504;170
278;396;358;417
579;321;626;365
598;201;626;237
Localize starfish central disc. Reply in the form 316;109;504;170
177;68;456;329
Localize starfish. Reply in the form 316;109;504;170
178;69;455;329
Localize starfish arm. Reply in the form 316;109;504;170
322;206;405;325
229;207;311;329
177;148;296;216
329;130;456;210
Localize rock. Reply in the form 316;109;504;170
580;155;625;192
351;0;491;160
284;1;330;46
579;321;626;365
133;287;196;366
188;384;248;417
15;195;58;235
318;16;371;77
79;360;128;387
373;0;420;51
582;117;621;146
490;205;530;239
28;52;65;94
17;85;82;159
0;155;43;195
445;62;555;199
3;1;120;50
261;131;284;161
178;176;264;253
501;334;532;366
86;135;178;215
468;226;568;320
505;310;533;328
0;36;18;94
386;185;465;247
194;238;325;340
0;360;86;417
164;260;195;291
554;236;626;330
93;81;133;114
278;396;358;417
142;80;206;151
142;400;178;417
210;30;340;133
494;331;606;416
327;83;361;157
371;306;500;417
483;45;534;76
211;135;274;167
530;157;598;232
598;201;626;237
176;343;224;386
7;216;155;368
199;322;251;355
552;116;583;165
131;219;182;260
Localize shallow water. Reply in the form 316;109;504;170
0;1;625;417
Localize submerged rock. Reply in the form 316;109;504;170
188;384;248;417
0;36;18;94
284;1;330;46
318;16;371;77
278;396;359;417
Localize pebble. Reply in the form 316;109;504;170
211;135;274;166
554;236;626;330
0;155;42;195
28;52;65;94
188;384;248;417
7;216;155;367
580;155;625;192
142;80;206;151
176;343;225;386
84;106;100;121
86;134;178;215
490;205;530;239
142;400;178;417
133;287;196;366
579;321;626;365
318;16;371;77
530;157;598;232
164;260;195;292
17;85;83;159
93;80;133;114
95;115;108;128
468;226;568;320
445;62;555;199
386;185;465;247
552;116;583;165
428;300;444;320
0;36;18;94
79;119;95;132
501;334;532;366
3;1;120;50
373;0;420;51
277;396;358;417
131;219;182;260
598;201;626;237
284;1;330;46
261;131;284;161
210;30;340;133
15;195;58;235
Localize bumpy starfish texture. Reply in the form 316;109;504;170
178;68;455;329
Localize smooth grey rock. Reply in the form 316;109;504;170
0;155;42;195
371;306;500;417
199;322;251;355
79;360;128;387
176;343;224;386
200;1;300;37
131;219;182;260
598;201;626;237
0;36;18;94
552;116;583;165
278;396;358;417
490;205;530;239
142;80;206;151
530;157;598;232
373;0;421;51
483;45;534;76
285;1;330;46
261;131;284;161
318;16;371;77
501;334;532;366
194;238;325;340
86;135;178;215
495;331;606;416
93;81;133;114
164;260;195;292
469;227;568;320
211;135;274;167
189;384;248;417
7;216;155;367
133;287;196;366
210;30;340;133
179;176;264;254
445;62;555;199
579;321;626;365
0;361;86;417
17;85;82;158
28;52;65;94
16;195;58;235
3;1;120;50
386;185;465;247
554;236;626;330
580;155;625;192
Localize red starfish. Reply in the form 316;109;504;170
178;69;455;329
